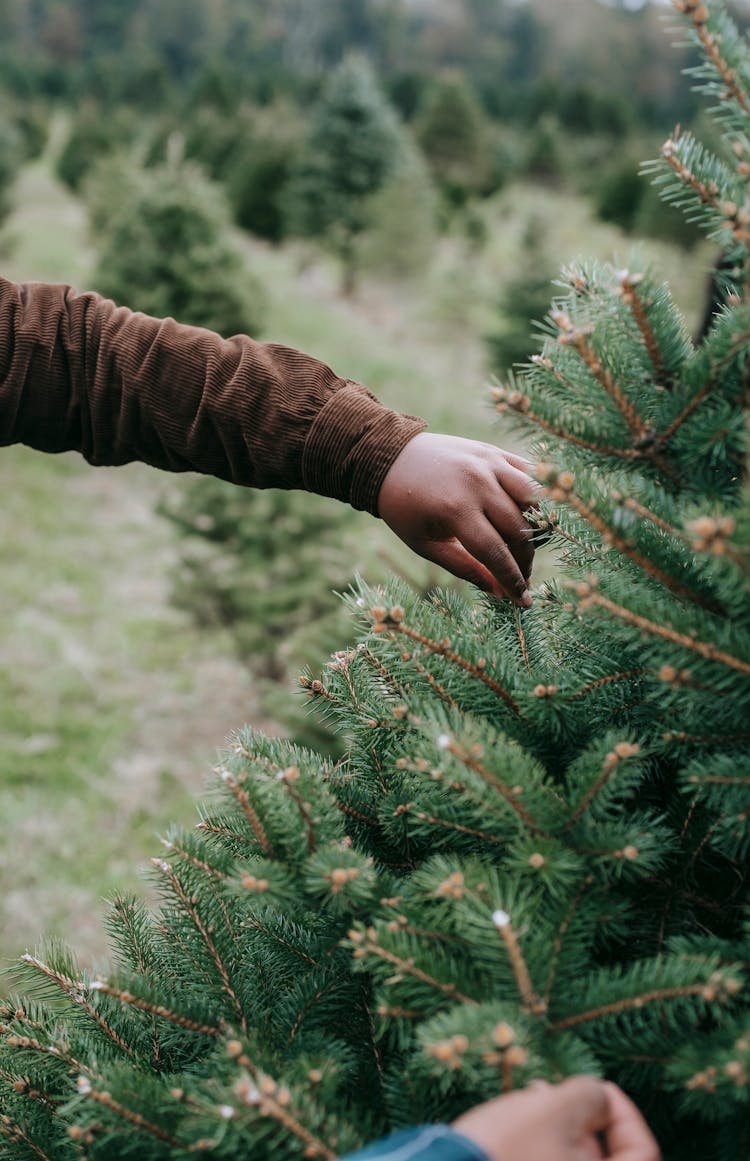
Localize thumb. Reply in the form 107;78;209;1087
547;1077;610;1138
602;1083;661;1161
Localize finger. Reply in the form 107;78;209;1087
548;1077;610;1139
483;495;535;581
502;450;535;474
410;536;514;600
455;513;532;606
602;1083;661;1161
494;459;542;512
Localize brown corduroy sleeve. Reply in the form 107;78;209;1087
0;277;427;515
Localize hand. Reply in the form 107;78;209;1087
451;1078;661;1161
377;433;538;606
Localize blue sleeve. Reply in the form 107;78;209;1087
339;1124;491;1161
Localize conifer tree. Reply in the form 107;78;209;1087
160;475;360;755
284;56;408;293
414;72;489;207
485;216;557;374
89;157;264;338
56;105;124;194
0;114;21;229
162;479;357;684
2;4;750;1161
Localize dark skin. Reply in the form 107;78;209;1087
378;432;538;606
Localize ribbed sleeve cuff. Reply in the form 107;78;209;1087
301;381;427;515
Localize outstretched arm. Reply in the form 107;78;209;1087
0;276;425;511
1;276;536;599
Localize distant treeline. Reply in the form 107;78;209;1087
0;0;709;126
2;0;734;274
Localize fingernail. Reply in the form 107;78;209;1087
518;590;532;609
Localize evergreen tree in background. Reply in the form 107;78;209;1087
227;136;297;244
140;102;302;245
89;157;264;338
161;476;360;755
0;115;21;230
594;151;704;248
163;475;356;685
284;56;408;293
355;147;438;280
56;104;129;193
414;72;490;207
2;4;750;1160
485;216;557;375
222;105;304;245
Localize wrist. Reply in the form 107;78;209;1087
302;384;426;514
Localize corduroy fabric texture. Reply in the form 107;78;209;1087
0;277;427;515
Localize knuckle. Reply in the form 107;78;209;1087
461;460;493;491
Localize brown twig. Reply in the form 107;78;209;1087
550;983;716;1031
151;862;246;1032
566;669;648;702
620;273;667;384
88;981;219;1037
578;590;750;676
0;1115;58;1161
397;804;505;847
77;1082;183;1148
376;619;520;715
218;769;274;857
493;909;546;1015
677;0;750;113
566;492;724;613
551;311;651;439
20;956;134;1057
443;740;545;834
351;935;477;1006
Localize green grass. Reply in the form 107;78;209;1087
1;155;93;284
0;148;713;977
0;446;258;965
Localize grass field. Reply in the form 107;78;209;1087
0;148;713;976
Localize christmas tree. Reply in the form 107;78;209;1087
89;156;264;338
485;215;557;375
413;72;490;208
284;55;409;294
1;2;749;1159
160;475;360;754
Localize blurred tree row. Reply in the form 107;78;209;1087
47;57;708;305
0;0;707;122
6;0;742;265
78;141;359;751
